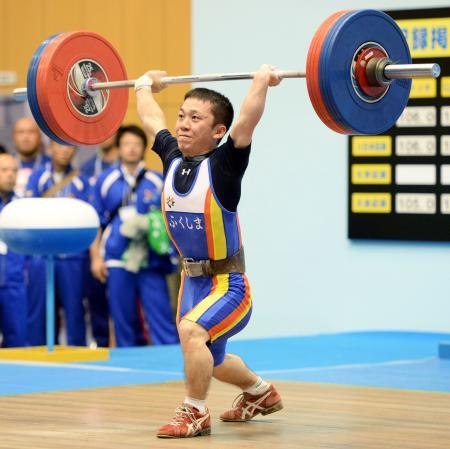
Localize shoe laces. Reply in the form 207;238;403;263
169;406;197;426
231;389;271;409
231;393;247;409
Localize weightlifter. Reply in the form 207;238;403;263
135;64;284;438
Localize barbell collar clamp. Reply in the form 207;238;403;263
82;77;100;97
366;57;393;87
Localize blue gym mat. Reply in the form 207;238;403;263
1;331;450;396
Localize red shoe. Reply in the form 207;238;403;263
220;384;283;422
157;405;211;438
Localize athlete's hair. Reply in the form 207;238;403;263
116;125;148;149
184;88;234;131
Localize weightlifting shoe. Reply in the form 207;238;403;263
157;404;211;438
220;384;283;422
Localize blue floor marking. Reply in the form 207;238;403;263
0;362;183;396
260;358;450;392
1;331;450;396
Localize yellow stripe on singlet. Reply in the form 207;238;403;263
185;274;230;322
209;193;228;260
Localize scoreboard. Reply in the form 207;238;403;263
348;8;450;241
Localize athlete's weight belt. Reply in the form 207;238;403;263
182;247;245;277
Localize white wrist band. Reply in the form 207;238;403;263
135;75;153;92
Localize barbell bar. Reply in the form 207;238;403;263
12;9;442;144
13;63;439;99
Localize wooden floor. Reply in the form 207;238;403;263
1;380;450;448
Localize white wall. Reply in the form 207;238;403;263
192;0;450;338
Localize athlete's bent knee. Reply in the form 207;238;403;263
178;319;209;349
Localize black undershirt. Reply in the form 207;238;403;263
152;130;251;212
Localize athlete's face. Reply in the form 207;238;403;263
176;98;226;157
0;154;18;193
118;132;145;164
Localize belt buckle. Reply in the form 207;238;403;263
183;258;202;277
182;258;193;276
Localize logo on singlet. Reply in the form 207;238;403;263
166;195;175;208
181;168;191;176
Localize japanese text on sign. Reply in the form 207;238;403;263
397;18;450;57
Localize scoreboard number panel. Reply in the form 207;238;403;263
348;7;450;241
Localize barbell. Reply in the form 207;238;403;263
13;9;440;145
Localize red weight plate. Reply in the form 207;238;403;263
306;11;351;134
36;32;102;144
353;46;389;98
36;31;128;145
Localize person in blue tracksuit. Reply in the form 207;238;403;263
90;125;178;347
80;135;119;348
0;153;27;347
26;141;89;346
12;117;50;197
80;134;119;184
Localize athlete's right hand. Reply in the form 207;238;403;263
136;70;168;93
91;256;108;283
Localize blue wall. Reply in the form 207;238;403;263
192;0;450;338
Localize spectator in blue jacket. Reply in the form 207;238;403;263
0;153;27;347
12;117;50;197
90;125;178;347
80;134;119;348
26;141;89;346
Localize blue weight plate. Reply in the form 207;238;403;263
319;9;411;135
27;33;69;145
